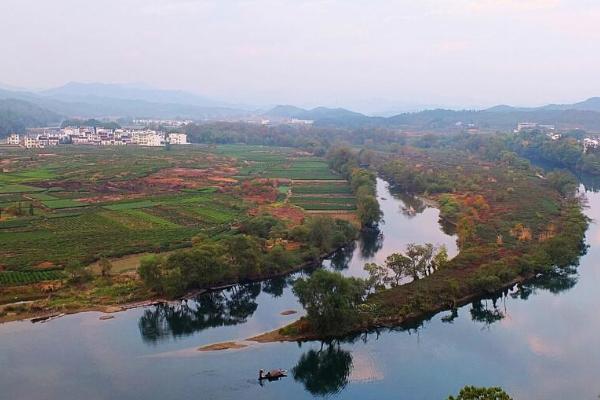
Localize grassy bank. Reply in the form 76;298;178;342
267;146;588;341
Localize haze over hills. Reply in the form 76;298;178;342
40;82;231;109
3;81;600;136
262;99;600;131
0;98;61;136
0;82;254;122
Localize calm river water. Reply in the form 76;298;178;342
1;178;598;399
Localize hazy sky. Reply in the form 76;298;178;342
1;0;600;112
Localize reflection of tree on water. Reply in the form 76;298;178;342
511;265;578;300
359;228;383;258
439;218;457;236
261;276;292;298
441;308;458;323
292;343;353;397
470;298;505;326
577;172;600;193
395;192;427;217
467;265;579;326
329;243;356;271
138;282;261;343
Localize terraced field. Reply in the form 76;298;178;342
0;145;355;285
289;180;358;216
0;270;65;286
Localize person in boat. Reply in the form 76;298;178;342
258;369;287;380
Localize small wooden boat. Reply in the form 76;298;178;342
258;368;287;381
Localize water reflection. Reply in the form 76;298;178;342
358;227;383;258
261;276;291;298
470;298;505;326
577;174;600;192
292;343;353;397
395;192;427;217
461;265;580;328
329;243;357;271
138;282;263;343
512;265;579;300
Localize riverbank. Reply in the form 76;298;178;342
254;148;589;342
0;243;350;325
247;272;537;344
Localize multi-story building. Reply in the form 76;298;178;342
584;137;600;153
130;130;165;146
9;127;187;148
23;136;41;148
168;133;188;145
7;134;20;145
515;122;539;132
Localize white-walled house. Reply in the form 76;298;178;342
7;134;20;145
168;133;188;145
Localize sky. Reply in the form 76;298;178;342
1;0;600;113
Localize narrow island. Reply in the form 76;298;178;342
251;143;588;342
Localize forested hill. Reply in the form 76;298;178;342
263;101;600;131
0;99;62;137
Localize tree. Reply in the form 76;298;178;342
64;260;92;284
138;255;164;293
546;170;577;196
384;252;414;284
364;262;389;290
240;215;282;239
305;216;335;252
164;243;229;290
357;194;382;227
292;269;367;335
448;385;512;400
263;244;296;274
223;234;262;278
406;243;435;278
299;216;357;256
364;243;448;287
98;257;113;277
432;245;449;271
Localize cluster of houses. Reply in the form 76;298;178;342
583;138;600;153
514;122;600;153
5;128;188;149
515;122;561;140
132;119;193;127
515;122;556;133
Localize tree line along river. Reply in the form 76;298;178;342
0;178;598;399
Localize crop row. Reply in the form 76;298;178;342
43;199;88;209
0;270;65;286
292;185;353;194
290;202;357;211
290;196;356;204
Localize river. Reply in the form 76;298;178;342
1;178;598;399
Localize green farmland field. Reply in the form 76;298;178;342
292;184;352;194
42;199;88;209
0;270;66;286
0;184;45;194
0;144;352;272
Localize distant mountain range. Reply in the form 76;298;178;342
3;81;600;136
0;82;254;121
263;97;600;131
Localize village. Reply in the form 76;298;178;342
513;121;600;153
3;127;188;148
